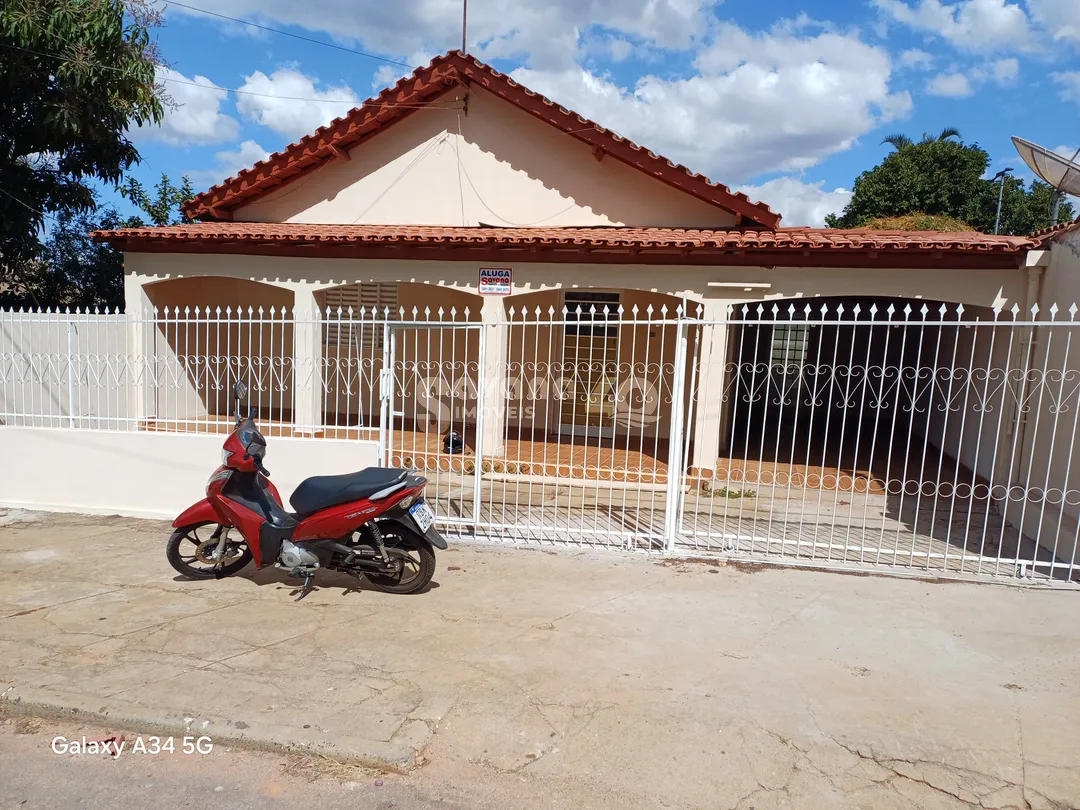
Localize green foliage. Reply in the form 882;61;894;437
826;130;1074;235
863;213;974;232
121;174;194;226
0;0;163;293
0;204;139;310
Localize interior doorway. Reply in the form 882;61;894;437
558;291;620;438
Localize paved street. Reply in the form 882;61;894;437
1;509;1079;809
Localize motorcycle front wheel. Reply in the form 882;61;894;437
167;521;252;579
366;528;436;594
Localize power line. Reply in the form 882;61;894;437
160;0;412;68
1;42;451;110
0;188;56;221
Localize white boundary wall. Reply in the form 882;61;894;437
0;428;379;520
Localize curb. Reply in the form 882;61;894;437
0;684;416;771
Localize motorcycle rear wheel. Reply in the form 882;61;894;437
167;521;252;579
365;528;436;594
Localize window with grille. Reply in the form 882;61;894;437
322;283;398;350
771;324;810;366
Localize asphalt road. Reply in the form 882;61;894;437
0;716;467;810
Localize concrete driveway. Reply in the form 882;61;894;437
1;509;1078;809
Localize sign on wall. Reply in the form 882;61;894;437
478;267;512;296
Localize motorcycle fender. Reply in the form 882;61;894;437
379;516;448;550
172;499;229;529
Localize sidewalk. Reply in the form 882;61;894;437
1;509;1078;809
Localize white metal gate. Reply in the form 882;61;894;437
2;301;1079;584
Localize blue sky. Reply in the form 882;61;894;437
123;0;1080;226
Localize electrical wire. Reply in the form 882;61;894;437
160;0;412;68
0;187;56;221
0;41;445;109
452;116;578;227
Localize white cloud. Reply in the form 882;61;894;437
168;1;722;70
133;67;239;145
900;48;935;69
236;69;362;139
737;177;852;227
989;56;1018;81
1027;0;1080;48
927;72;974;97
607;38;635;62
1053;71;1080;103
873;0;1034;53
512;24;910;183
188;140;271;190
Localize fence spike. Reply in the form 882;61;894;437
902;303;913;316
919;303;929;317
1049;302;1060;319
1010;302;1021;317
659;304;668;317
1030;302;1040;318
955;302;965;318
508;305;517;319
836;302;846;316
1070;303;1079;319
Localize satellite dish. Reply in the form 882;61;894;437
1011;136;1080;226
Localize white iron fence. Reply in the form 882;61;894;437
1;301;1078;584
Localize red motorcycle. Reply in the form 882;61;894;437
167;381;446;598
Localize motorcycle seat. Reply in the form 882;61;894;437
290;468;409;515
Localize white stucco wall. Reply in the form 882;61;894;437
1020;237;1080;556
124;253;1028;311
233;87;738;228
0;428;379;519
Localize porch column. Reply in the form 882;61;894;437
690;300;736;473
292;284;324;435
478;296;508;458
124;273;153;429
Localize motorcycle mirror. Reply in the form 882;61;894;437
232;380;248;401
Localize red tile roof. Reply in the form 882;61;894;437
1031;217;1080;244
94;222;1035;254
181;51;780;229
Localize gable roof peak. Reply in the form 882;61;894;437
182;50;780;228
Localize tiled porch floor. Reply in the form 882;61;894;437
144;418;974;494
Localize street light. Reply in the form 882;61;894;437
993;167;1014;235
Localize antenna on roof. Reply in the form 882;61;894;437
462;0;468;53
1011;136;1080;226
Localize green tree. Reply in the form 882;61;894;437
826;130;1073;234
0;0;164;292
121;173;194;226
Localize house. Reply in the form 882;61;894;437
57;51;1080;576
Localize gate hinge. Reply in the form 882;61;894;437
379;368;393;401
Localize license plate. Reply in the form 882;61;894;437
409;500;435;532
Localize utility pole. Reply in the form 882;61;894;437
992;167;1013;235
462;0;468;53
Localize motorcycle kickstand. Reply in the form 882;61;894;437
294;572;315;602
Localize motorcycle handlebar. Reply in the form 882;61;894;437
254;458;270;477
